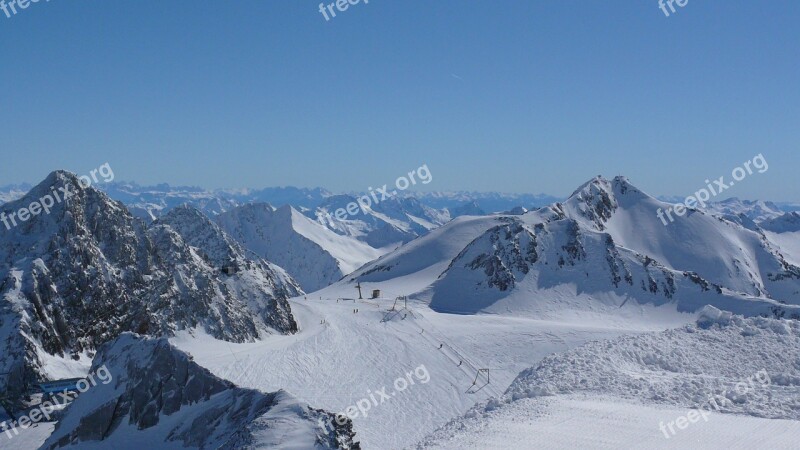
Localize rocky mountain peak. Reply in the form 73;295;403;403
42;334;360;449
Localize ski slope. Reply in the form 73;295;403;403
418;307;800;449
171;283;692;449
416;395;800;450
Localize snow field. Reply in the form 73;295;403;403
416;395;800;450
419;308;800;449
172;286;694;448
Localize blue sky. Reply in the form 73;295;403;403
1;0;798;200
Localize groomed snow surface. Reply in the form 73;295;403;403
416;395;800;450
6;280;800;449
171;280;694;449
419;306;800;449
5;175;800;448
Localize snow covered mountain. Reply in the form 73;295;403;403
414;191;562;213
0;171;300;405
99;183;335;222
216;203;384;292
348;176;800;319
96;183;452;248
3;172;799;449
225;186;333;211
760;212;800;266
4;182;563;218
704;197;786;222
416;307;800;449
761;212;800;234
136;177;800;448
560;177;800;302
307;195;451;249
447;201;486;218
41;333;359;449
100;182;240;221
0;183;30;205
154;205;302;332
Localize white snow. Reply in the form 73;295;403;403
418;310;800;449
561;178;786;298
416;395;800;450
5;175;800;449
704;198;785;222
765;230;800;266
1;422;56;449
172;285;693;449
217;204;383;291
286;206;384;275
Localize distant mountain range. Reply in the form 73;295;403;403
2;181;795;218
2;171;800;448
58;182;563;249
2;181;796;250
346;176;800;318
0;172;301;405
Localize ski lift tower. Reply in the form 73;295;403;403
355;282;363;300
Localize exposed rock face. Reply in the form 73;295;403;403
458;220;538;291
155;205;301;335
42;334;360;449
436;217;683;302
0;171;301;402
562;176;619;231
431;206;800;318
